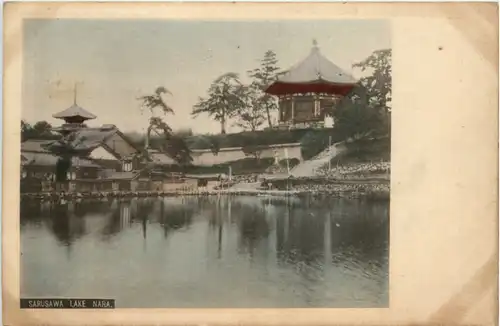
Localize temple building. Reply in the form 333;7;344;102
265;40;358;129
21;96;184;193
47;100;144;173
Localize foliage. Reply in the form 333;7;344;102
233;85;266;131
353;49;392;114
333;49;392;141
21;120;59;141
192;73;246;134
334;85;384;141
138;86;174;116
299;128;343;160
329;136;390;166
147;116;193;166
139;86;193;166
163;134;193;166
44;132;98;182
247;50;281;128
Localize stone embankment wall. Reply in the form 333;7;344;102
191;143;303;166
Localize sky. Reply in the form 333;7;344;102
22;19;391;135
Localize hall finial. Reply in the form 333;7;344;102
312;39;318;48
73;82;78;105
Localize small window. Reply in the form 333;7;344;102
122;162;132;172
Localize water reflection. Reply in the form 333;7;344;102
21;196;389;308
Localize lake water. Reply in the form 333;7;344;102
21;196;389;308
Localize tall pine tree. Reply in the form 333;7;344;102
247;50;281;128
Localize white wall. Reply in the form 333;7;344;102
89;146;119;161
191;143;303;166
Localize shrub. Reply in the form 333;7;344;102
330;137;390;165
299;128;342;160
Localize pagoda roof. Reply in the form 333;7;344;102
265;41;357;96
52;104;97;120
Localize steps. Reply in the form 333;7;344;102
290;142;346;177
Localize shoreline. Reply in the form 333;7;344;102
20;183;390;202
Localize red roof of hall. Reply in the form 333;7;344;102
265;41;357;96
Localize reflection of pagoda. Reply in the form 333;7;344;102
265;40;357;129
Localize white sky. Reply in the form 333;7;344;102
22;19;391;135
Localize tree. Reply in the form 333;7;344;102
192;73;244;134
335;85;383;141
148;117;192;167
163;134;193;167
44;133;99;183
353;49;391;113
21;120;57;141
247;50;281;128
333;49;392;141
21;120;31;142
138;86;175;148
32;121;53;136
353;49;392;134
138;86;192;166
138;86;174;116
234;85;266;131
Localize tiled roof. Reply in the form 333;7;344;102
22;152;100;168
52;104;97;120
21;140;53;153
44;127;118;154
70;128;118;151
275;44;356;85
23;126;139;164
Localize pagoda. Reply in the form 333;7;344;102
265;40;357;129
51;86;97;136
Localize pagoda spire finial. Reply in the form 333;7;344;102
73;82;78;105
312;38;318;48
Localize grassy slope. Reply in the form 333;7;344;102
331;137;390;165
